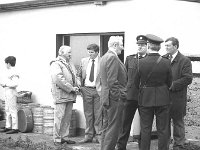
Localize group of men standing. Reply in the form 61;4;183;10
50;34;193;150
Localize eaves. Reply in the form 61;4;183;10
0;0;124;13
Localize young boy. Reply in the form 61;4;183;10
0;56;19;134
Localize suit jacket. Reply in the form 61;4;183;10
163;51;193;118
135;53;172;107
125;54;146;101
77;56;101;95
100;50;127;107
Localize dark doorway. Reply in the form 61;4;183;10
56;35;70;57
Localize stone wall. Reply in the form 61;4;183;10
185;77;200;126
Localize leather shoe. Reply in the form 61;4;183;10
61;139;76;144
93;137;100;143
6;129;19;134
54;142;62;146
0;128;11;132
79;138;93;143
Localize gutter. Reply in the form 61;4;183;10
0;0;119;12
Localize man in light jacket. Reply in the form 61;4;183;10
50;45;80;146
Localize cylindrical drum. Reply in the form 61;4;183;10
28;103;40;109
0;100;5;120
32;107;43;133
69;109;77;137
43;123;54;135
33;123;43;134
17;103;28;111
43;106;54;135
18;108;33;133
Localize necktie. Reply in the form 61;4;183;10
168;54;173;62
89;59;95;82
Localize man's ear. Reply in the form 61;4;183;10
114;43;118;48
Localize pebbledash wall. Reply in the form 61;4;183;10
0;0;200;134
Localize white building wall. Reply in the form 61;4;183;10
0;0;200;129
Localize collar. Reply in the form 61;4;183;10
172;51;178;61
57;56;67;63
137;53;147;58
109;49;117;56
148;53;160;56
90;56;98;62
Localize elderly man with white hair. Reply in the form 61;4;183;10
99;36;127;150
50;45;80;146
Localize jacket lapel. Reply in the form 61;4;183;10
171;51;180;65
108;50;127;73
82;57;90;79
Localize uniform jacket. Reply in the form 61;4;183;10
125;54;146;101
50;56;80;104
77;56;101;96
100;50;127;107
163;51;193;118
135;53;172;107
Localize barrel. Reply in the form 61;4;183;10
17;103;28;111
33;123;43;134
0;100;5;120
43;106;54;135
69;109;77;137
28;103;40;108
43;123;54;136
18;108;33;133
32;107;43;133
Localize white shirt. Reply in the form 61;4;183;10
171;51;178;62
85;57;98;87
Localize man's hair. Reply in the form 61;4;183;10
5;56;16;67
87;44;99;53
165;37;179;49
148;43;161;51
58;45;71;56
108;36;123;48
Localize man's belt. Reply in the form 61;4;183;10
85;86;96;89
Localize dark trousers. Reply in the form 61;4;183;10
100;99;124;150
170;116;186;149
116;100;138;150
139;105;170;150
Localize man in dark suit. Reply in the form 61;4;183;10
135;34;172;150
116;35;148;150
164;37;193;150
99;36;127;150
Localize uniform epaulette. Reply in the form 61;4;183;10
128;54;137;58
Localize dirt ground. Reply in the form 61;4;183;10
0;125;200;150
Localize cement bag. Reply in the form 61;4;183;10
131;109;140;136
